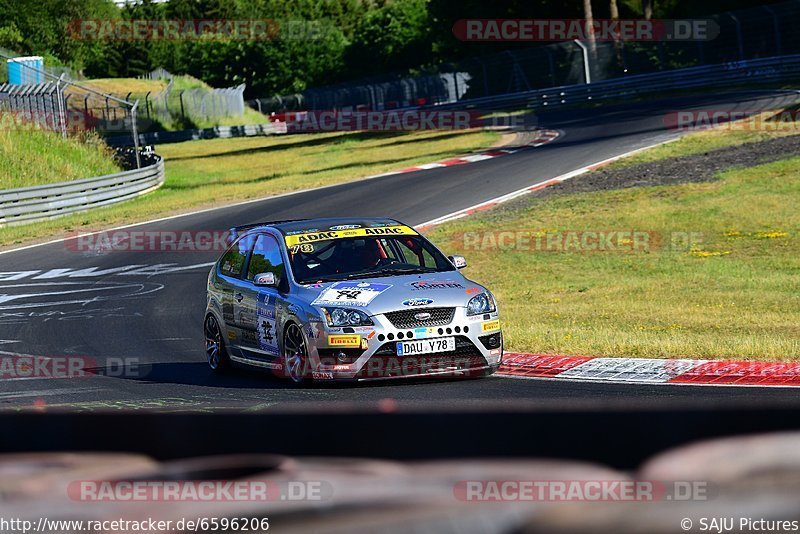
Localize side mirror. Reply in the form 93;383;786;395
448;255;467;269
253;272;278;287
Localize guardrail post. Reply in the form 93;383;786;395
573;40;592;84
545;48;556;86
727;13;746;61
179;90;185;118
55;74;67;138
131;100;141;169
763;5;782;55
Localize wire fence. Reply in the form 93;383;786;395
0;50;143;167
134;69;246;126
251;0;800;113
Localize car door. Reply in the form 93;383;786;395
237;233;287;362
215;236;251;356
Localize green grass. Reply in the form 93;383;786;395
605;110;800;170
0;128;498;247
427;154;800;361
0;117;120;188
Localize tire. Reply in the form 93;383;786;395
204;314;230;373
282;322;310;385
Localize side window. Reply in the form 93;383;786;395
395;238;427;267
247;234;285;281
219;238;249;278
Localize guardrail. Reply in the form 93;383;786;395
0;156;165;227
105;122;286;147
436;54;800;111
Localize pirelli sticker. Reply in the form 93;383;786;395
481;319;500;332
285;225;417;247
328;334;361;347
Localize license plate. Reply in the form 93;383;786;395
396;336;455;356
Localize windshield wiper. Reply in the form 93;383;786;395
374;266;438;276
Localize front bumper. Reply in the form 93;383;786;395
307;307;503;381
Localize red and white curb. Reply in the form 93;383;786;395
370;129;561;178
498;353;800;387
416;137;679;232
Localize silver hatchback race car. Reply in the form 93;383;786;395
204;218;503;383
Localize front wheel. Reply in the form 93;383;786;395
205;314;230;373
282;323;310;384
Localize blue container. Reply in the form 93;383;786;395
7;56;44;85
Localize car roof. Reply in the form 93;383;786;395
242;217;404;235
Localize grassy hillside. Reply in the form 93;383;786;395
80;75;267;131
0;115;120;188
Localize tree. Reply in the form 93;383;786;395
642;0;653;19
583;0;597;58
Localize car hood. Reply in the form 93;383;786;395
294;271;486;315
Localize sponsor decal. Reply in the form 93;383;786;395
227;330;237;341
414;312;432;321
285;229;319;235
329;224;362;230
413;327;439;337
402;298;434;307
256;293;279;355
408;280;465;290
313;372;334;380
311;282;392;306
482;319;501;332
284;225;417;247
360;338;369;350
328;334;361;347
466;287;481;294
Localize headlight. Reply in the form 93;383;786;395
466;292;496;316
322;307;374;327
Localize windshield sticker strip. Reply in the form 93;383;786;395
284;225;417;247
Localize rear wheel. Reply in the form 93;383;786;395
282;323;310;384
205;314;230;373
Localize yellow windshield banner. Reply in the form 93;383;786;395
284;225;418;247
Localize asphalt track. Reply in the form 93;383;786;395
2;90;799;411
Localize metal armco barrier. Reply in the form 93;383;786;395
437;54;800;111
105;122;286;147
0;156;164;227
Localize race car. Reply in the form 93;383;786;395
204;217;503;383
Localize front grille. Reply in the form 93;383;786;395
384;307;455;329
356;336;488;379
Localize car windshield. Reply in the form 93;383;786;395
286;234;455;284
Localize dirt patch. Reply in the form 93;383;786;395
529;133;800;200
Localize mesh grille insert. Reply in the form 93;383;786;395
384;307;455;329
